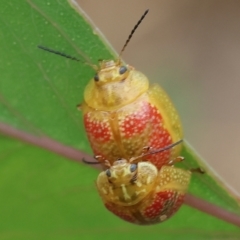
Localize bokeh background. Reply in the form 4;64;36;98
79;0;240;195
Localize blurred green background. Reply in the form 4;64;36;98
80;0;240;195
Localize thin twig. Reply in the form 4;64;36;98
185;194;240;227
0;122;101;170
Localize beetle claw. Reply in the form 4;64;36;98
142;146;152;154
77;103;82;110
168;156;184;166
190;167;205;174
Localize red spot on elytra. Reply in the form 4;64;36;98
121;101;172;168
121;101;163;138
144;191;183;220
84;114;111;142
83;101;173;168
105;203;135;223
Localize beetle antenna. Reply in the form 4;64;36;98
82;155;106;165
38;45;98;70
83;140;183;165
38;45;80;61
82;158;100;165
118;9;149;59
130;139;183;162
145;139;183;156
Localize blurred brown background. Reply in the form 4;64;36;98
78;0;240;195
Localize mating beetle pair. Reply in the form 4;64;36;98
39;9;202;225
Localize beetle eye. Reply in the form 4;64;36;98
106;169;111;177
94;74;99;81
130;164;137;172
119;66;128;74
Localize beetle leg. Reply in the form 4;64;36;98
76;103;82;110
142;146;152;154
190;167;205;174
168;156;184;166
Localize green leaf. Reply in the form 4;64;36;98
0;1;239;239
